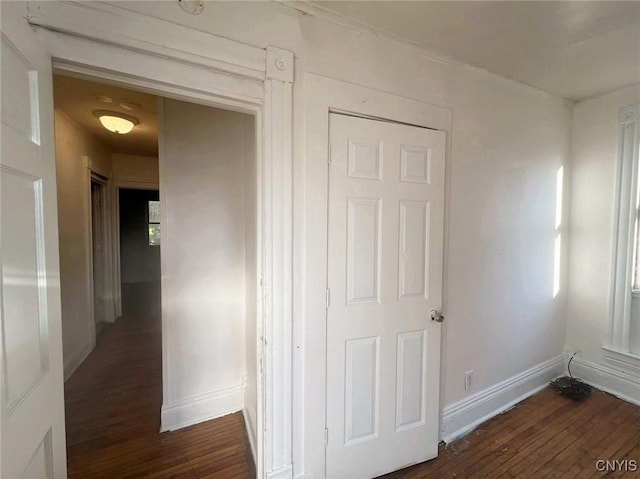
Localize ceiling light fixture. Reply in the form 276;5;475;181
93;110;139;134
178;0;204;15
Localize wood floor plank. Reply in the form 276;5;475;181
530;399;623;479
497;390;615;478
379;388;639;479
64;313;255;479
465;395;585;477
436;391;584;478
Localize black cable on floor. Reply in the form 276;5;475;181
550;352;592;401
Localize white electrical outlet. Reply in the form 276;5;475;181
465;370;474;390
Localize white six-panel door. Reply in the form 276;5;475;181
326;113;445;479
1;3;67;477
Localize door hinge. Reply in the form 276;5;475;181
328;145;332;165
325;427;329;445
326;288;331;308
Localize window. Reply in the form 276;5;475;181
148;200;160;246
609;104;640;357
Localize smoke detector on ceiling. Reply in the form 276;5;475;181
119;101;140;112
178;0;204;15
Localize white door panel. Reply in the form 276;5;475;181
327;113;445;479
1;2;67;477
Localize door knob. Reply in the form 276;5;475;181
430;309;444;322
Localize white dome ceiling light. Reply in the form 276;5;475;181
178;0;204;15
93;110;139;135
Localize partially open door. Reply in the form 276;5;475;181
1;3;67;477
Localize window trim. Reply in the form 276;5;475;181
607;103;640;360
148;200;160;246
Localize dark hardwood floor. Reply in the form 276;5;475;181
64;313;255;479
380;386;640;479
65;312;638;478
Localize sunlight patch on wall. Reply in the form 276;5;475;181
555;166;563;229
553;166;563;298
553;235;562;298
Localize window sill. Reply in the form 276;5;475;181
602;346;640;375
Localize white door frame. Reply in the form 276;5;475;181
27;2;294;478
88;171;112;330
86;163;112;347
300;73;452;477
75;156;115;374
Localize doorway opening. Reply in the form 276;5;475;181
54;73;259;477
118;188;161;317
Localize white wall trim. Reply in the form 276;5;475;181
37;28;264;108
112;181;159;190
82;156;98;344
111;178;159;188
570;356;640;406
607;103;640;353
87;162;116;327
602;346;640;375
267;466;294;479
63;340;93;381
243;405;258;465
161;384;244;432
27;1;266;81
263;46;294;479
441;354;565;444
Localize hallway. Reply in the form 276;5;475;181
64;313;255;479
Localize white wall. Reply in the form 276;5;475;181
115;0;573;471
566;85;640;400
112;153;159;185
159;98;256;431
54;110;112;379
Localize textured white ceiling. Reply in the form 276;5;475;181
310;1;640;101
53;75;158;157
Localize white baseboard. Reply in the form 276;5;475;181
243;403;258;464
441;354;565;443
267;466;293;479
569;357;640;406
63;340;94;381
161;384;243;431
